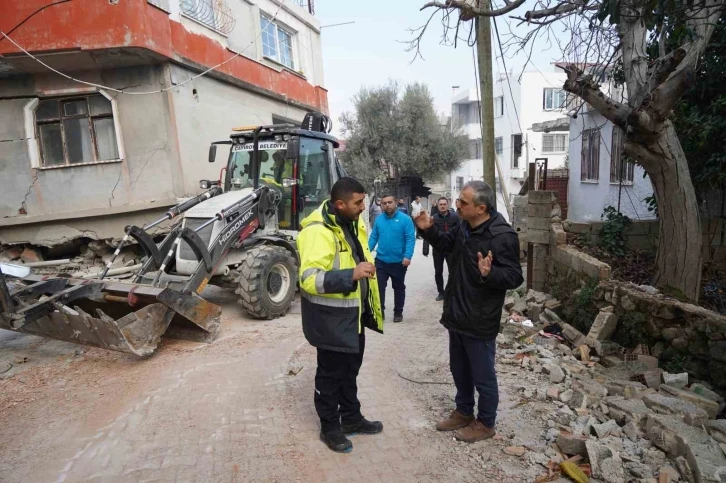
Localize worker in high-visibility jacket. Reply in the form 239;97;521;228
296;177;384;454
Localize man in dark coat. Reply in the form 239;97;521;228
415;180;523;443
422;197;460;301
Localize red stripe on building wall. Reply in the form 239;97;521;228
0;0;328;113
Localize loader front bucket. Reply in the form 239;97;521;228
0;265;222;356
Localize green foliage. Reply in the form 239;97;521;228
339;81;469;189
598;206;631;258
611;312;652;349
663;354;688;373
643;194;658;217
562;278;600;334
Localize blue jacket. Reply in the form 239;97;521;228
368;209;416;263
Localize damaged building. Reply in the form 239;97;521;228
0;0;327;250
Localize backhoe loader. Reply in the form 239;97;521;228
0;112;345;356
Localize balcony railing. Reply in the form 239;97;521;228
290;0;315;15
180;0;236;34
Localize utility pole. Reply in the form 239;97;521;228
475;7;497;211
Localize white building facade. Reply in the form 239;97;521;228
567;108;655;222
449;67;573;218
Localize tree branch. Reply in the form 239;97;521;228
649;0;725;119
524;0;598;21
562;65;633;127
421;0;527;18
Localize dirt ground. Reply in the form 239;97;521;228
0;241;564;483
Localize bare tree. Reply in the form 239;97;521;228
411;0;725;302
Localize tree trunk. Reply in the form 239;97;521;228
631;122;703;302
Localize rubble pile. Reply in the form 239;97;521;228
0;240;141;278
498;289;726;483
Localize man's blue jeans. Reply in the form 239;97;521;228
374;259;408;316
448;330;499;428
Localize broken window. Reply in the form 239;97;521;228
35;94;119;167
581;128;601;182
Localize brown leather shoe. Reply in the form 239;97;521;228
454;419;496;443
436;410;475;431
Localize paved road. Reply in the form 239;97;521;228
0;240;533;483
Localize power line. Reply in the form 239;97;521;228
0;0;288;96
492;16;523;136
0;0;73;44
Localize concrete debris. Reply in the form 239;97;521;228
492;287;726;483
586;441;625;483
662;372;689;389
588;309;619;341
503;446;526;457
604;397;652;430
560;389;574;404
646;414;726;482
591;419;622;438
631;369;664;389
606;380;648;398
623;421;642;442
690;383;724;404
642;393;709;427
659;384;720;419
658;465;680;483
556;433;589;456
545;364;566;384
706;420;726;445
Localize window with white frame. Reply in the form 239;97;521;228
543;88;567;110
180;0;235;34
495;136;503;155
581;128;601;182
261;14;295;70
35;95;119;167
494;96;504;117
610;127;634;184
542;133;567;153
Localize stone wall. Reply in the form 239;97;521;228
595;281;726;391
525;199;726;392
511;195;528;256
526;190;610;291
564;218;726;268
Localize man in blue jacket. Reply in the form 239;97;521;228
369;193;416;323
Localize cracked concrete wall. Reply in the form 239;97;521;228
0;65;181;245
169;64;311;195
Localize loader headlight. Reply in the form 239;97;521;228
200;180;211;190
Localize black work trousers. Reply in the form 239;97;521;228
432;250;453;294
314;332;365;434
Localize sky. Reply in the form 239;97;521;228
315;0;565;136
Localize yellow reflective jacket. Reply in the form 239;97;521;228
297;201;383;353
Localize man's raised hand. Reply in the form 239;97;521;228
477;251;493;277
414;211;434;230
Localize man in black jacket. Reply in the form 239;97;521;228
415;180;523;443
422;197;460;301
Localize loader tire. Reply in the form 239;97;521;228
236;245;298;320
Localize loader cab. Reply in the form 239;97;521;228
209;122;342;232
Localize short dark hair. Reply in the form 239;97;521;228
381;193;396;201
438;197;448;203
330;177;366;202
